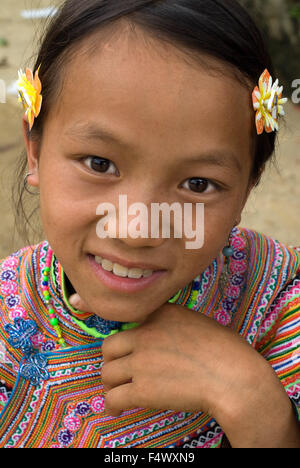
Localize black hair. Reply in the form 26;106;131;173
13;0;277;244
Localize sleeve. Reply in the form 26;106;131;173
255;273;300;422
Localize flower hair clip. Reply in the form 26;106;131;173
252;69;288;135
17;65;42;131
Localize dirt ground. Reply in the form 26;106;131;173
0;0;299;260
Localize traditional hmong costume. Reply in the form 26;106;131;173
0;227;299;448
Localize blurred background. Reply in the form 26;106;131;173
0;0;299;260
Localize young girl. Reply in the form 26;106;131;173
0;0;299;448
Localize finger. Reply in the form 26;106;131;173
102;330;134;363
68;293;90;312
105;382;136;416
102;355;132;390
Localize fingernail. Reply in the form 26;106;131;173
69;293;80;308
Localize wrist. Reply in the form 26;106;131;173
213;358;300;447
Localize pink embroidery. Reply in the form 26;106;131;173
0;393;8;405
1;257;19;270
232;237;246;250
30;331;44;347
1;281;18;296
225;285;241;299
214;309;231;326
229;260;247;274
90;396;105;413
64;415;81;431
9;307;28;321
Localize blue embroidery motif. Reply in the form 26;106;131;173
20;353;50;386
84;315;122;335
5;317;49;386
5;317;38;354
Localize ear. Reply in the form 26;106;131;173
22;115;40;188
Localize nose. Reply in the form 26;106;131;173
118;235;165;249
116;195;167;248
96;192;178;248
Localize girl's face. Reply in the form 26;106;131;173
25;28;255;322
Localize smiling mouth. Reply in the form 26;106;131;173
87;253;168;293
93;255;156;279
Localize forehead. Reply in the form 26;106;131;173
50;27;254;168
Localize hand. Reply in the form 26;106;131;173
69;294;300;447
70;293;248;417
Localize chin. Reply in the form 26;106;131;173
88;300;146;324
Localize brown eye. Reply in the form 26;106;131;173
182;177;217;194
83;156;119;175
187;178;209;193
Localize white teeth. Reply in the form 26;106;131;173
128;268;143;279
102;259;113;272
94;256;154;278
113;263;128;278
143;270;153;278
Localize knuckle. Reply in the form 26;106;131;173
130;350;143;371
101;362;111;384
104;391;115;410
101;335;113;355
135;326;156;346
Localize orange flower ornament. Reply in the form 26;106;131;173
252;69;288;135
17;66;42;131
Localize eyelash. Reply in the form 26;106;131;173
82;156;221;195
82;156;119;176
181;178;221;195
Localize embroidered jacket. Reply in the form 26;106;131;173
0;227;299;448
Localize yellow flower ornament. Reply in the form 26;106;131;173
17;66;42;131
252;69;288;135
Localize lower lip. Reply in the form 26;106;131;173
87;255;168;293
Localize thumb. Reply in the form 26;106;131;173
68;293;91;313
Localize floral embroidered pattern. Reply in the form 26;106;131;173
41;340;56;352
84;315;122;335
57;429;74;447
0;384;11;408
20;352;49;386
0;232;299;447
5;295;21;309
0;270;17;282
5;317;38;354
185;228;248;327
1;281;18;296
212;229;248;326
9;307;28;321
53;395;105;447
4;317;49;386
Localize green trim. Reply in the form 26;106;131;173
168;289;182;304
60;264;87;318
71;316;120;339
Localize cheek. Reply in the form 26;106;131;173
204;203;241;253
38;179;91;250
38;153;92;234
177;204;239;281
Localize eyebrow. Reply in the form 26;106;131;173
65;121;128;146
183;151;243;173
65;121;243;173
